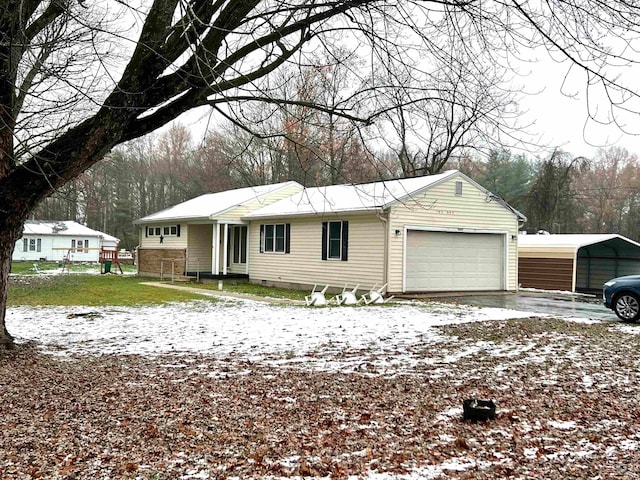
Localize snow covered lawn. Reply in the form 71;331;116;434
7;299;535;365
2;298;640;479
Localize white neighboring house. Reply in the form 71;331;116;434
12;221;120;263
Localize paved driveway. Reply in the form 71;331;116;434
439;291;618;321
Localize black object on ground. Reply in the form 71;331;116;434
463;399;496;421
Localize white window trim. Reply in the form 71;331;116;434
262;223;288;254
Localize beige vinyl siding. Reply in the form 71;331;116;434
139;223;187;249
217;184;303;221
518;247;575;259
187;224;213;272
249;214;385;290
387;176;520;292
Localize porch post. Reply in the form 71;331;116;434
213;223;219;275
245;225;250;275
222;223;229;275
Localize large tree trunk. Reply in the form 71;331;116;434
0;213;26;348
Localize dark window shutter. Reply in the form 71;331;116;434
145;226;148;237
176;224;181;237
341;221;349;261
321;222;328;260
259;224;265;253
285;224;291;253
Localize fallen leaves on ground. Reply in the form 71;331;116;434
1;317;640;479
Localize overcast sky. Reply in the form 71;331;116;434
516;51;640;160
162;42;640;163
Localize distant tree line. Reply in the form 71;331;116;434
32;119;640;251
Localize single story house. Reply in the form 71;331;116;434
12;220;120;263
518;233;640;293
135;170;525;294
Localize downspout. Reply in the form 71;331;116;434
376;208;390;292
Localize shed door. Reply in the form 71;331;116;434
405;231;505;292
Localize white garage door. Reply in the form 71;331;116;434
405;230;505;292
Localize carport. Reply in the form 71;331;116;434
518;234;640;293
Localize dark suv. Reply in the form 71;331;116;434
604;275;640;321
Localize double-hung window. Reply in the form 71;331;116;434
23;238;42;252
321;221;348;261
71;239;89;253
260;223;290;254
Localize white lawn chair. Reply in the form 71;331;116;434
361;283;394;305
333;284;361;305
305;284;329;306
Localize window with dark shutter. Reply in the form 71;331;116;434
322;220;348;261
260;223;290;253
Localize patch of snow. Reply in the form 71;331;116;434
619;439;639;451
613;323;640;335
548;420;577;430
436;408;463;421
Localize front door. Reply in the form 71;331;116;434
229;225;248;274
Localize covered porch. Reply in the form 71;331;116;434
186;222;249;279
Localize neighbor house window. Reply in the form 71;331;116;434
24;238;41;252
259;224;290;253
233;226;248;263
321;221;348;261
72;239;88;253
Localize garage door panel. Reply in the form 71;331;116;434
406;231;504;292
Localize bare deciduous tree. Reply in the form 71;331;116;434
524;150;589;233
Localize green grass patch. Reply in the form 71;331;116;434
10;262;59;275
10;261;137;275
190;281;308;301
8;275;211;307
